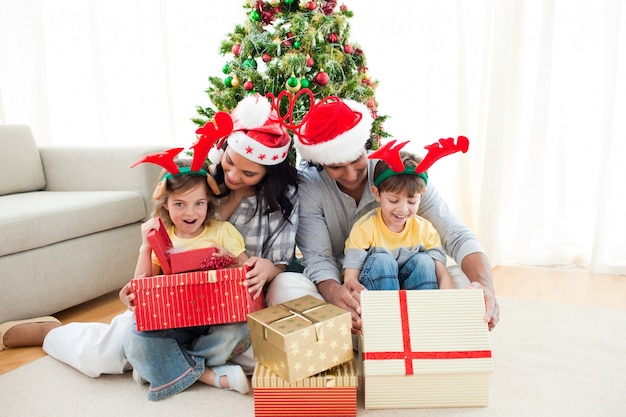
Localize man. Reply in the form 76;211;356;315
266;96;500;332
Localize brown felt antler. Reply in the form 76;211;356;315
415;136;469;174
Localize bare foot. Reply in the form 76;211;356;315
3;321;61;348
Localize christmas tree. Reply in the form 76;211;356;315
193;0;389;159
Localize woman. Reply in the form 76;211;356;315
0;94;299;380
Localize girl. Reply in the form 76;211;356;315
123;158;252;400
123;94;299;400
0;94;299;388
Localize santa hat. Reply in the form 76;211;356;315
293;98;373;165
225;94;291;165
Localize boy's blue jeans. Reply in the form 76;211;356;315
359;249;438;290
123;321;250;401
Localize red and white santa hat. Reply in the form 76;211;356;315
225;94;291;165
293;97;373;165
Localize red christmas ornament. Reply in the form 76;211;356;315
314;71;330;86
262;53;272;63
244;80;254;91
340;4;348;11
306;1;316;10
232;43;241;56
343;44;353;54
321;0;337;14
327;33;338;43
306;57;315;67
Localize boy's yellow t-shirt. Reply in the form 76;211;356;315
151;221;246;268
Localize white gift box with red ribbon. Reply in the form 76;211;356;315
360;289;493;409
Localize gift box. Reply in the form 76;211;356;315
252;358;358;417
360;289;493;409
131;266;264;331
247;295;353;383
147;218;231;275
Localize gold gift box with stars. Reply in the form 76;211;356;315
247;295;353;383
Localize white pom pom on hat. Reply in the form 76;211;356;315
227;94;291;165
231;94;272;129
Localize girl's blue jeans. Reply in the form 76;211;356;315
123;321;250;401
359;249;438;290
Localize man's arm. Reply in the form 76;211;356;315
296;169;365;332
295;171;343;284
461;252;499;330
419;184;500;330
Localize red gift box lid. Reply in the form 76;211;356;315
146;218;173;274
147;218;228;274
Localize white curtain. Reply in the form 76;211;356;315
1;0;624;274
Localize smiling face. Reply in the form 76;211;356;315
165;183;210;238
220;147;268;193
373;187;422;233
322;152;368;195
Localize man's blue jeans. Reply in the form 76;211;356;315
359;249;438;290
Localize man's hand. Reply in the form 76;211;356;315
317;279;366;334
461;253;500;331
466;281;500;330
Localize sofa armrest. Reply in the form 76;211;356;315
39;146;165;220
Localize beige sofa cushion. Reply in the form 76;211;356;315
0;125;46;195
0;190;145;256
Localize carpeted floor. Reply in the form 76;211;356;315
1;296;625;417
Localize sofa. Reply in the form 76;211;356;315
0;125;163;323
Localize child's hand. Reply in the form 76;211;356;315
210;244;234;258
139;217;160;248
119;280;136;311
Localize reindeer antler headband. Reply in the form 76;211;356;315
130;112;233;199
369;136;470;187
131;92;298;199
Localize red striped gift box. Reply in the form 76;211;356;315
130;266;264;331
252;359;357;417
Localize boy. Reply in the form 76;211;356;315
343;150;454;291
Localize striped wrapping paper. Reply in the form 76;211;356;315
361;289;493;409
130;266;264;331
252;359;358;417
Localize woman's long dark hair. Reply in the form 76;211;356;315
213;144;299;221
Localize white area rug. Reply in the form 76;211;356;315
1;296;625;417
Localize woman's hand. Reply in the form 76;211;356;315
243;256;279;300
